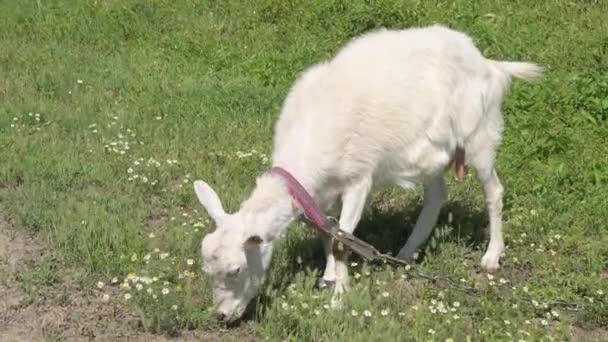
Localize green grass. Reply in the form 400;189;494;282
1;0;607;340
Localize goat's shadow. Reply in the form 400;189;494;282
354;198;488;259
252;196;489;319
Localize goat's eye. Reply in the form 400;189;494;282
226;267;240;277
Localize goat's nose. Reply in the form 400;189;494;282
216;312;227;322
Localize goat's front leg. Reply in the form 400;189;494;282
326;176;372;303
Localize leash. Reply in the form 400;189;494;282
271;166;408;265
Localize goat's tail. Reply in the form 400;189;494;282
491;61;545;82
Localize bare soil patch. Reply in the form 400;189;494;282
570;326;608;342
0;215;231;341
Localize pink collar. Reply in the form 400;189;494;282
271;166;330;233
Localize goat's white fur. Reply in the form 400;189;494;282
194;24;543;323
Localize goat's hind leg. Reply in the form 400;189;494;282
470;142;505;272
397;175;447;261
476;165;505;272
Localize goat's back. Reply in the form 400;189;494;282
272;25;537;188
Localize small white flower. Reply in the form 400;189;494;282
381;291;389;298
398;312;405;316
159;252;169;260
428;329;436;335
136;283;143;291
124;293;132;300
102;293;110;302
77;79;83;84
499;278;508;284
162;288;169;295
597;290;604;296
487;274;494;280
452;301;460;308
143;254;151;261
111;277;119;284
504;320;511;325
187;259;195;266
314;309;320;316
97;281;104;289
363;310;372;317
354;272;361;279
171;305;178;311
551;310;559;318
525;320;531;324
540;319;548;326
350;262;358;267
523;286;529;293
323;304;330;310
351;310;358;317
381;309;389;316
412;305;418;311
282;302;289;310
301;303;309;309
127;168;134;174
453;314;460;320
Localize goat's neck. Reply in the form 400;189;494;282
239;173;298;242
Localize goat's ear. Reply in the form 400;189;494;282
193;180;226;222
243;235;264;250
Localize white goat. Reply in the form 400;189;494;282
194;24;543;323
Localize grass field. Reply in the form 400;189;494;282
1;0;607;341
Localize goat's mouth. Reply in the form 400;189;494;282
216;316;242;328
215;300;258;328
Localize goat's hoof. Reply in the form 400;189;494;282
320;278;336;290
396;249;417;263
480;252;501;273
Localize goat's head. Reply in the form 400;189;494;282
193;180;274;324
